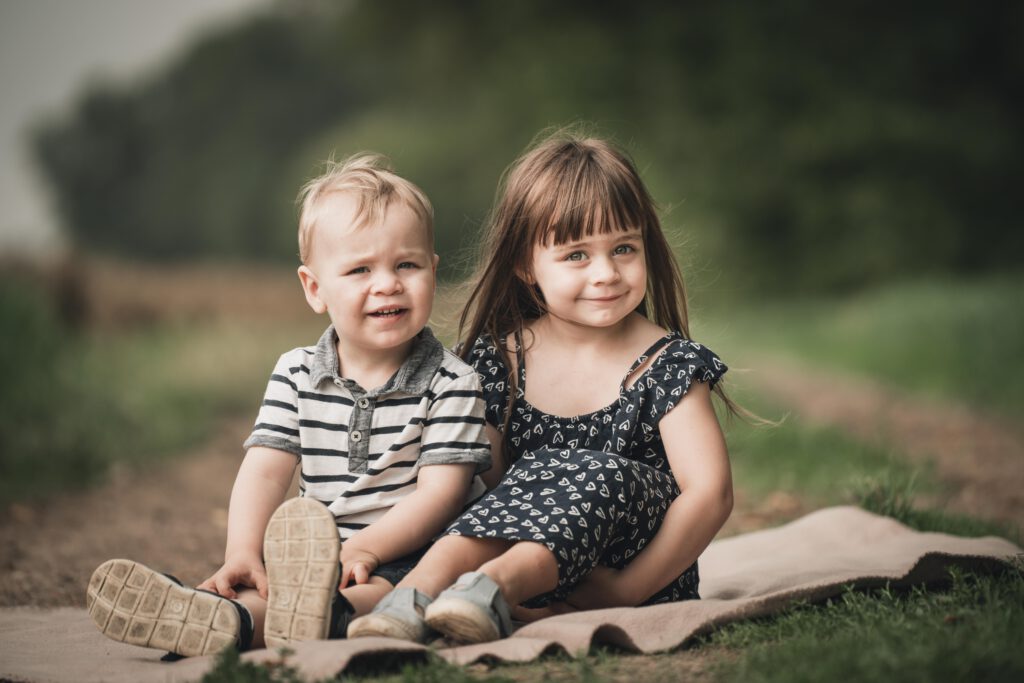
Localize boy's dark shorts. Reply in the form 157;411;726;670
370;544;429;586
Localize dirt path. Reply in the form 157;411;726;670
744;354;1024;530
0;417;252;607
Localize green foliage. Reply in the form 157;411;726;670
0;271;324;504
32;0;1024;290
0;277;116;501
202;647;312;683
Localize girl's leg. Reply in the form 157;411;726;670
476;540;559;605
398;534;559;604
396;534;514;596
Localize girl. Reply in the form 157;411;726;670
347;131;734;644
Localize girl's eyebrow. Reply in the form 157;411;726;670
551;229;642;249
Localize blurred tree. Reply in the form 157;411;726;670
32;0;1024;291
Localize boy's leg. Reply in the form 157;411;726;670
232;588;267;649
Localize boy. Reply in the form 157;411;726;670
86;154;491;656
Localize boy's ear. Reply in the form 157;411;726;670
431;253;440;290
297;265;327;315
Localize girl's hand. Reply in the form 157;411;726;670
197;552;268;600
565;566;635;610
339;545;381;588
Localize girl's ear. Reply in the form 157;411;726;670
297;265;327;314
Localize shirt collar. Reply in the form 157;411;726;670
309;325;444;396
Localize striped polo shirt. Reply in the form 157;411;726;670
244;326;491;539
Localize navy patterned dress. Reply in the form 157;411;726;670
446;331;727;607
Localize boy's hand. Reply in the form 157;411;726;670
197;552;268;600
338;544;381;588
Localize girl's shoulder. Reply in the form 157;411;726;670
648;332;728;389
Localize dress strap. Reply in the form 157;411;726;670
500;331;528;397
620;331;680;389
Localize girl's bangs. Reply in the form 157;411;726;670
532;162;648;246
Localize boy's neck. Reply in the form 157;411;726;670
334;337;415;391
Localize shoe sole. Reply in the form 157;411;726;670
424;597;500;644
263;497;341;649
86;559;240;657
347;611;424;641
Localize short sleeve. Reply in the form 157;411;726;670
647;339;728;421
465;335;511;431
418;365;492;474
243;352;302;457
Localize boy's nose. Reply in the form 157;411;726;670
370;270;403;294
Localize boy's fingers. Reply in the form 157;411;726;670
215;575;237;599
353;563;370;585
254;572;269;600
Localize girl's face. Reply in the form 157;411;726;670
527;227;647;330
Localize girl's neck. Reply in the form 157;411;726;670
526;311;652;352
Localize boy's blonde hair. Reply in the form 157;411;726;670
296;153;433;263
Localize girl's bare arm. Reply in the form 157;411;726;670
568;381;733;608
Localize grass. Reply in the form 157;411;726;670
706;566;1024;683
720;390;939;509
697;271;1024;419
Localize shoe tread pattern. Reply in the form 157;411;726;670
263;497;340;649
86;559;239;657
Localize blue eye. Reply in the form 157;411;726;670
565;251;586;262
397;261;420;270
346;266;370;275
613;244;637;255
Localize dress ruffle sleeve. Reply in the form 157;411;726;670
645;338;728;421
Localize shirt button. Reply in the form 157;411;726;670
357;398;370;409
334;379;342;387
351;430;363;442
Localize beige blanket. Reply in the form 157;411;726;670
1;506;1019;683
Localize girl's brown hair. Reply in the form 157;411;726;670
459;130;745;459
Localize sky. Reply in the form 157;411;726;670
0;0;267;257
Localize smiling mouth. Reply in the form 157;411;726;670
368;306;407;318
588;294;623;302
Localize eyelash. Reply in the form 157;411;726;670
345;262;420;276
563;244;637;262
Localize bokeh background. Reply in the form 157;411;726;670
2;3;1023;678
2;0;1024;511
2;0;1021;550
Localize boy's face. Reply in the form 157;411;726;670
298;193;438;360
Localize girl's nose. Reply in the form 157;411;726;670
590;256;621;285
